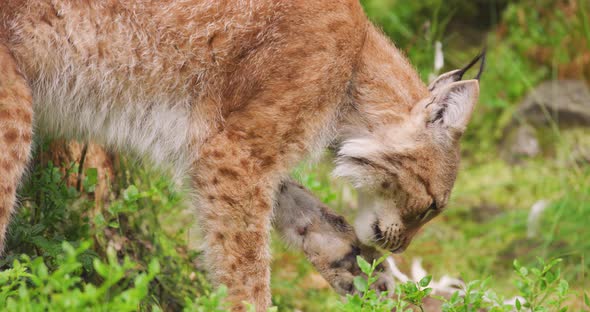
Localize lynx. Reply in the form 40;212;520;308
0;1;484;310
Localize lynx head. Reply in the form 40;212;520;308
335;51;485;253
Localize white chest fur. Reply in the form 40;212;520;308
31;76;198;178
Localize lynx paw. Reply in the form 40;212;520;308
325;244;394;295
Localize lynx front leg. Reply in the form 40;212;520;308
193;84;346;310
274;180;394;295
193;132;277;311
0;45;33;253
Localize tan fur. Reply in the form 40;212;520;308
0;1;479;310
0;43;33;256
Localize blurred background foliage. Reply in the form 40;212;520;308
2;0;589;311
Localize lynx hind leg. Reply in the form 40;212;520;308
0;44;33;253
274;180;394;295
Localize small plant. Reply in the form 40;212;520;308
395;276;434;311
513;258;570;312
0;241;160;311
183;285;231;312
439;258;573;312
338;255;396;312
439;279;510;312
339;255;434;312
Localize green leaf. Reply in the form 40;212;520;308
148;259;161;275
547;258;562;268
513;259;521;269
545;271;555;283
345;294;363;307
404;281;418;294
356;256;372;275
123;185;140;202
539;279;547;290
419;275;432;287
61;241;76;256
584;292;590;307
449;291;460;304
93;258;109;278
94;213;106;226
353;276;368;293
515;298;522;310
83;168;98;192
557;279;569;296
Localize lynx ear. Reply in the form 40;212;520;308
427;69;463;92
426;80;479;133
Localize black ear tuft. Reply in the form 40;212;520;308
428;47;487;92
457;47;487;81
474;47;486;80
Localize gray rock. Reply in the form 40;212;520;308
515;80;590;127
502;80;590;163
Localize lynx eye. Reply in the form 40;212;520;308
417;202;437;222
428;202;438;211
